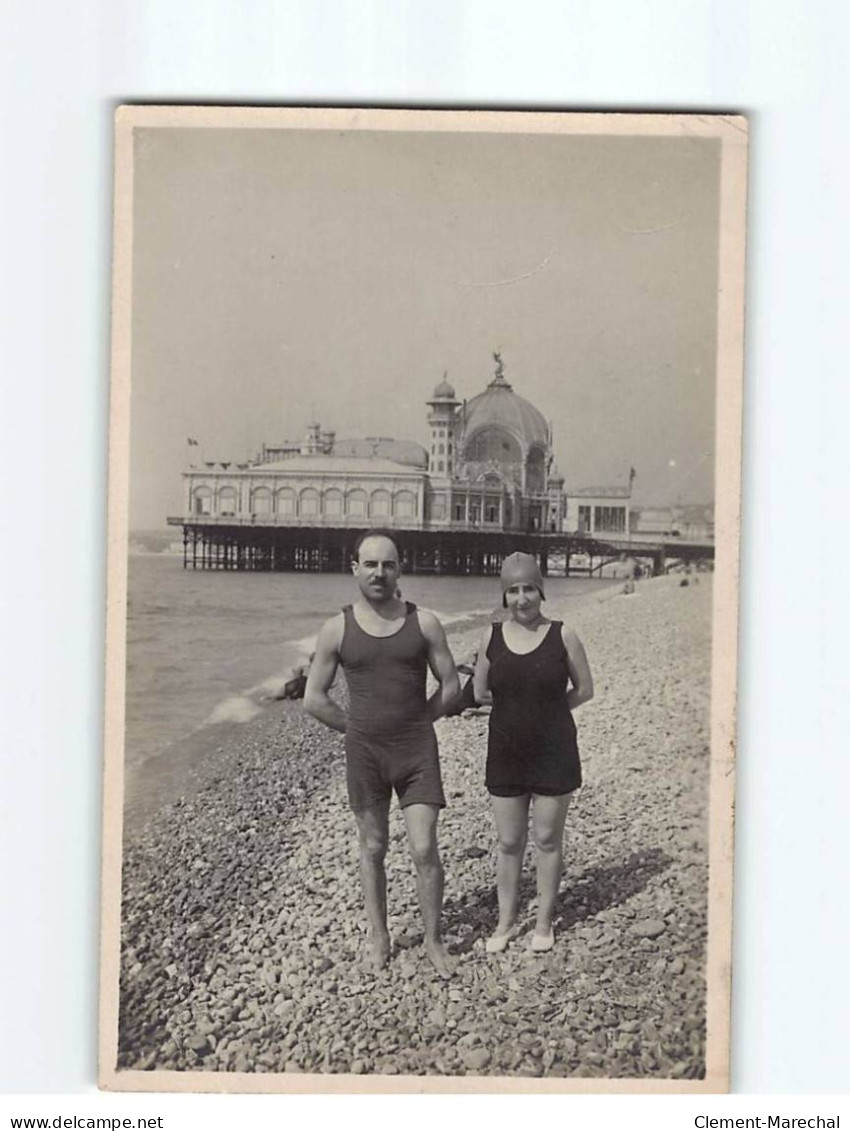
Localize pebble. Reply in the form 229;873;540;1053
462;1048;491;1071
632;919;667;939
117;575;713;1082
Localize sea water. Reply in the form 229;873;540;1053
124;554;613;816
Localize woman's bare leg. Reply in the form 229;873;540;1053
531;793;571;935
490;794;530;934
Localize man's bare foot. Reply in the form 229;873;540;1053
365;933;391;972
424;939;455;979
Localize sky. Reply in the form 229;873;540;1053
129;125;721;529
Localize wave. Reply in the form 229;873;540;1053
205;695;265;725
196;609;490;735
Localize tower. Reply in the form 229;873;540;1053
426;374;460;478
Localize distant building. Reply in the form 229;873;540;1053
673;503;715;542
180;354;608;536
631;503;714;542
563;486;631;537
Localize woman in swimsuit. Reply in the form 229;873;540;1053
473;552;594;953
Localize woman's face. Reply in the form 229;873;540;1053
504;582;543;623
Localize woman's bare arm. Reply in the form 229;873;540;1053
563;626;594;711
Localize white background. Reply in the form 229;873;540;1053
2;0;848;1119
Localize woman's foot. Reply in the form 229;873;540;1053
486;923;518;954
530;926;554;952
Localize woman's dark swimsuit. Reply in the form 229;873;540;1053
485;620;582;797
340;602;445;813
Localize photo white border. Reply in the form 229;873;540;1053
99;105;748;1095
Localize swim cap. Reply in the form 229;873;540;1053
500;551;545;607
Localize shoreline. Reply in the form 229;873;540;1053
123;577;622;830
117;572;713;1079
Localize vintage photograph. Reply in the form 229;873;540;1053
100;107;747;1093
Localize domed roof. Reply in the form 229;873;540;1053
463;371;550;452
430;375;457;400
334;437;428;469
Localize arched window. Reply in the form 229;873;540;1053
323;488;343;517
250;487;271;515
276;488;296;516
299;488;319;517
217;487;237;516
193;486;212;515
370;489;391;518
347;489;366;518
394;490;416;518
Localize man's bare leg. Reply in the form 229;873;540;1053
354;799;391;970
402;803;455;979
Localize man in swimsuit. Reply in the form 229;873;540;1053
304;530;460;978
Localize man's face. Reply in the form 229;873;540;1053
353;536;400;601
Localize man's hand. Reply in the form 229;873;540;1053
419;610;461;720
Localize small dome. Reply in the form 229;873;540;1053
431;376;457;400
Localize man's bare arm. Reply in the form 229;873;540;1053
472;626;494;706
303;615;347;733
419;610;461;720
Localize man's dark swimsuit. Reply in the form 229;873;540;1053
340;602;446;813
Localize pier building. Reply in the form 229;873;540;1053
177;354;571;538
167;354;675;574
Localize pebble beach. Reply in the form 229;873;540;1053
117;572;713;1081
